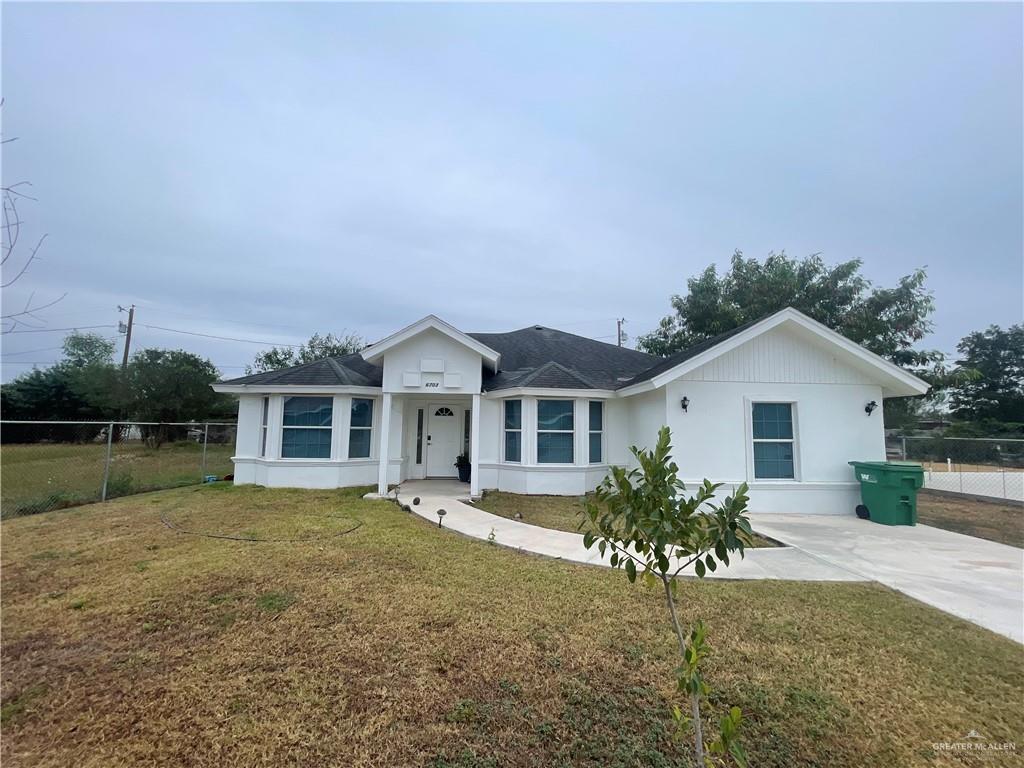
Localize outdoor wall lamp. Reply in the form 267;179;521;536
865;400;878;415
680;397;690;412
436;508;447;528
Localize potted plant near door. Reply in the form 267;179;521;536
454;453;471;483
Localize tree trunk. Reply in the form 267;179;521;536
663;577;703;765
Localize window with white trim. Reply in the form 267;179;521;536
588;401;603;464
415;408;424;465
504;400;521;463
349;398;374;458
752;402;795;479
259;396;269;457
281;396;332;459
537;399;574;464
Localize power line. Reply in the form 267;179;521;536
136;323;303;347
133;304;320;332
2;324;116;334
1;360;252;370
1;345;65;356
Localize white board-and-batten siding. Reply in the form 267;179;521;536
680;326;877;386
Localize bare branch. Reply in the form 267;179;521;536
2;232;48;287
1;291;67;319
1;181;37;201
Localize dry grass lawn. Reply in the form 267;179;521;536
473;491;781;547
917;490;1024;548
2;485;1021;767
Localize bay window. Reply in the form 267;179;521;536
537;399;574;464
588;401;603;464
504;400;522;463
349;398;374;458
259;396;269;457
281;396;332;459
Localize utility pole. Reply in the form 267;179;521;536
616;317;627;347
115;305;135;440
118;304;135;369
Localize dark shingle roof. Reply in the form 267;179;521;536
469;326;658;391
218;322;755;392
218;353;382;387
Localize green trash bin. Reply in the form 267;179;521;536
848;461;925;526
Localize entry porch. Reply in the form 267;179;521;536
377;392;481;497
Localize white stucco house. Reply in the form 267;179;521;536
212;308;929;514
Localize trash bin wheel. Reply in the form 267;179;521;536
855;504;870;520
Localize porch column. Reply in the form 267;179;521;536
377;392;392;496
470;393;481;497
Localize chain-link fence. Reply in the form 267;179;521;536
1;421;237;518
887;434;1024;502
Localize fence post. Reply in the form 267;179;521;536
200;422;210;481
901;436;907;461
1003;469;1007;500
101;421;115;502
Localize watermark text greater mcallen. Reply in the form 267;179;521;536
934;730;1016;753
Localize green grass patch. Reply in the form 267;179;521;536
255;591;295;614
0;684;47;725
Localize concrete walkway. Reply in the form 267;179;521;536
387;480;864;582
380;481;1024;643
752;514;1024;643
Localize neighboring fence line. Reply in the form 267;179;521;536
1;420;237;517
887;434;1024;502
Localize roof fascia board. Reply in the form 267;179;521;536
483;387;615;400
614;379;656;397
362;315;501;368
212;384;383;395
779;311;930;396
622;308;928;396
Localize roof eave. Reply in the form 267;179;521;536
212;384;383;395
623;308;931;395
483;387;616;399
362;314;501;369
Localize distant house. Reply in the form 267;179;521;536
212;308;928;514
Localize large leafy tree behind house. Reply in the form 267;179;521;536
1;334;234;441
124;349;234;423
638;251;936;368
948;325;1024;424
247;331;365;374
1;332;116;423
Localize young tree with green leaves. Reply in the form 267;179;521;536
581;426;752;766
247;331;365;374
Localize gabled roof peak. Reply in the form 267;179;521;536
361;315;501;369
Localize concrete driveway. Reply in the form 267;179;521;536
753;514;1024;643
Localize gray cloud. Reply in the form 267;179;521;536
2;2;1021;380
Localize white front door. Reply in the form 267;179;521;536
426;405;460;477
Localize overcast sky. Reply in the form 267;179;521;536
2;2;1021;381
